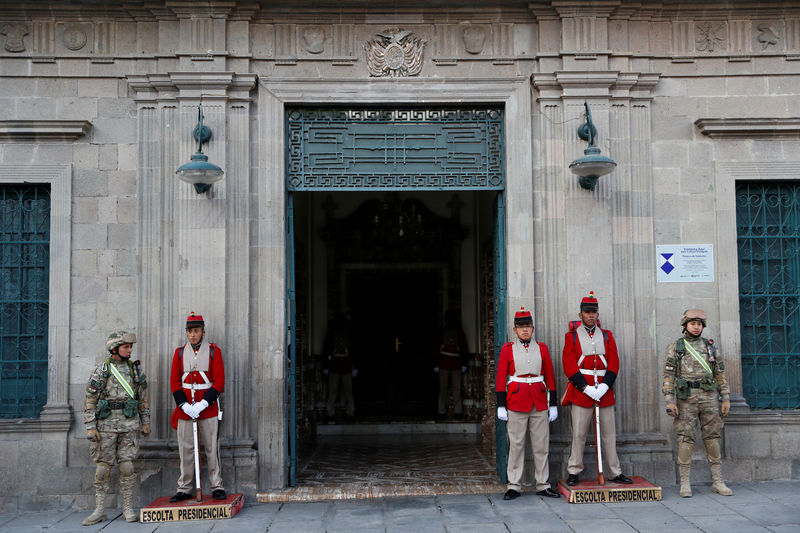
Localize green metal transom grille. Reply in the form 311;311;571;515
286;107;505;191
736;182;800;410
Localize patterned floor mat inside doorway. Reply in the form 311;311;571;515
257;432;504;502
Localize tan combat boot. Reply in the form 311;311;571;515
677;441;693;498
119;474;139;522
82;464;110;526
705;438;733;496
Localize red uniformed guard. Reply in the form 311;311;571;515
169;312;227;502
562;292;632;486
496;308;560;500
434;309;469;419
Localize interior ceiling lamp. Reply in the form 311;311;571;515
176;104;224;194
569;101;617;190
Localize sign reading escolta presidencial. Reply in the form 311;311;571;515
656;244;715;283
140;494;244;523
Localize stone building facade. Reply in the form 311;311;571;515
1;0;799;512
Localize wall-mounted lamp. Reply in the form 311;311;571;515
176;104;224;194
569;101;616;190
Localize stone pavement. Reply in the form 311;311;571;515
1;480;799;532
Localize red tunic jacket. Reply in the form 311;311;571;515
561;327;619;408
170;343;225;429
436;327;469;371
495;341;557;413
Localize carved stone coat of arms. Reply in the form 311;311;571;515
364;28;424;77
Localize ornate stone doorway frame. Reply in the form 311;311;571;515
256;78;534;489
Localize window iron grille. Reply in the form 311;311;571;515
736;182;800;410
0;185;50;418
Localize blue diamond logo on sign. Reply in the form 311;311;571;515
660;253;674;274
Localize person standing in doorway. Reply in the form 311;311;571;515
169;312;226;502
323;313;356;420
662;309;733;497
562;292;633;486
83;331;150;525
434;309;469;419
496;308;560;500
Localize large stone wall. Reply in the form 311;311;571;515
0;0;799;513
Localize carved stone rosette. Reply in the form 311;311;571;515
0;22;30;52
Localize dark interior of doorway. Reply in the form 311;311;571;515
291;191;499;437
349;268;439;417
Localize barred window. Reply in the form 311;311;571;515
736;182;800;410
0;185;50;418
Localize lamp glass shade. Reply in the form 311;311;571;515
569;146;617;179
176;152;224;185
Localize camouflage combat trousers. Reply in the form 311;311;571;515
89;430;139;465
674;390;723;445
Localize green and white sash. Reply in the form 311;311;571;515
683;341;713;376
108;362;135;398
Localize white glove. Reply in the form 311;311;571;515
497;407;508;421
548;406;558;422
351;368;358;377
584;385;600;402
461;366;467;374
195;399;209;414
595;383;609;399
181;402;198;419
433;367;439;374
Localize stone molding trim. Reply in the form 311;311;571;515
0;120;91;142
127;72;257;456
725;410;800;426
530;69;661;434
696;118;800;138
0;165;73;442
258;76;533;489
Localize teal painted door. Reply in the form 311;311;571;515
286;193;297;485
493;192;508;482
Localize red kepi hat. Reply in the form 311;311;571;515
186;311;205;328
514;307;533;326
580;291;599;311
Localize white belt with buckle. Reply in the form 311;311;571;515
182;382;212;390
579;369;607;377
508;375;544;384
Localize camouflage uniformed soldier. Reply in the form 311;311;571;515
83;331;150;525
662;309;733;498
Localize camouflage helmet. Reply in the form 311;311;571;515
106;330;137;353
680;309;708;327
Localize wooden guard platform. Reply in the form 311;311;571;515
140;493;244;523
558;476;661;504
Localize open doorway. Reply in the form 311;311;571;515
291;191;501;426
288;189;505;490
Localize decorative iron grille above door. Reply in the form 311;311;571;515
286;107;504;191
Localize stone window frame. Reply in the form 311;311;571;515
714;160;800;406
0;164;72;434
